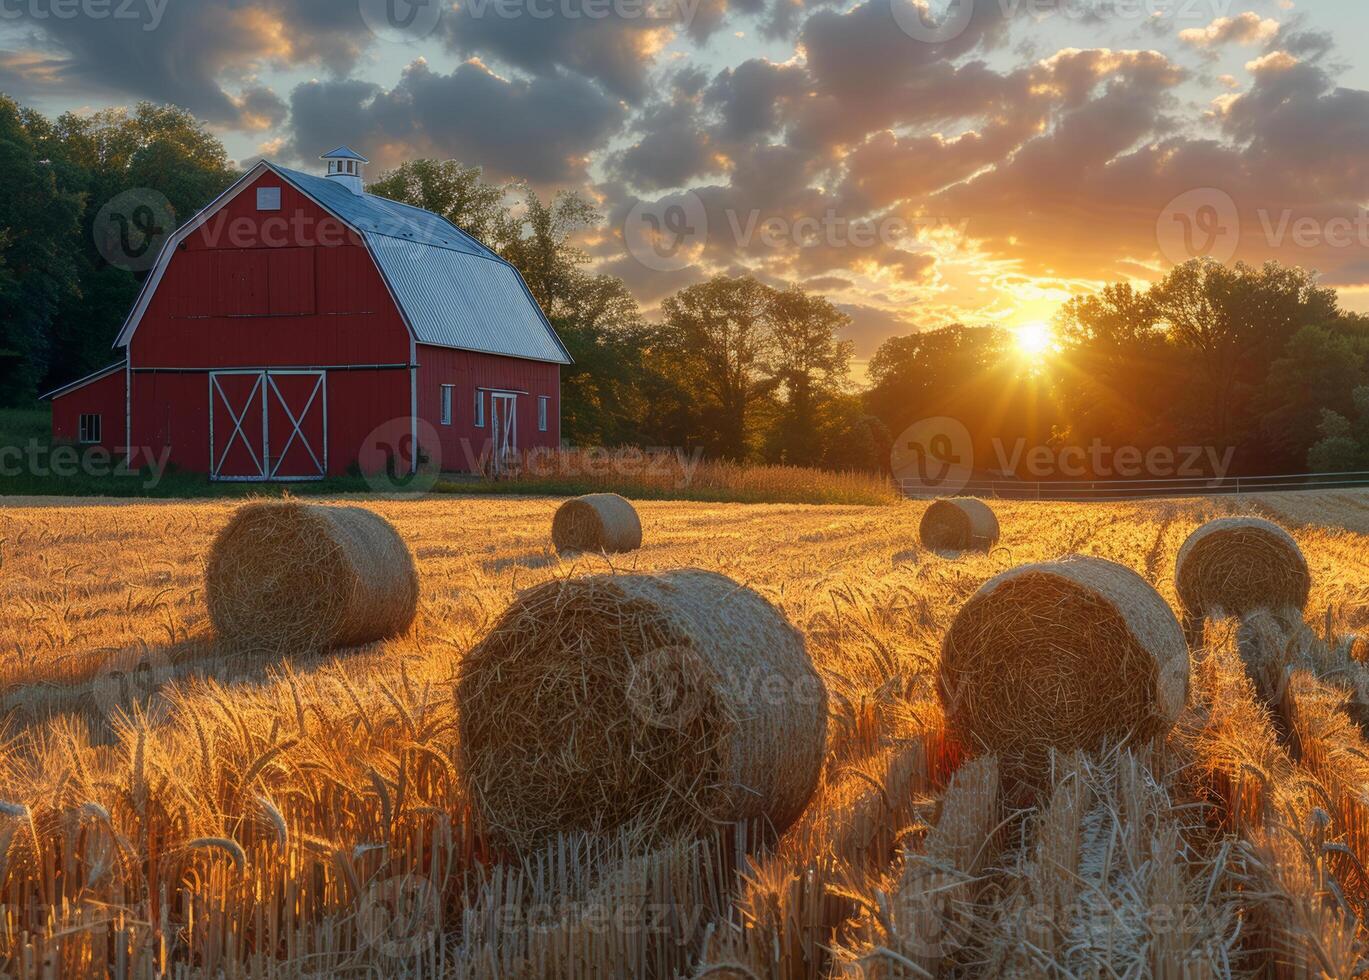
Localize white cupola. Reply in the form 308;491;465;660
321;145;368;195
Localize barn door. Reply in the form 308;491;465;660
490;393;517;477
265;371;326;480
209;372;267;481
210;370;326;481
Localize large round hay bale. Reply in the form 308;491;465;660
457;569;828;849
919;498;1000;551
552;493;642;554
939;556;1188;766
206;502;418;652
1174;517;1310;620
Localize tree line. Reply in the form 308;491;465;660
5;94;1369;476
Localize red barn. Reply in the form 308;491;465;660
47;147;570;481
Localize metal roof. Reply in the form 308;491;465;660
321;146;369;162
272;165;571;364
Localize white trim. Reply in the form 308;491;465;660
440;384;454;425
538;395;549;433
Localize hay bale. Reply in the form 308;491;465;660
919;498;1000;551
939;556;1188;767
1174;517;1310;620
206;502;418;652
457;569;828;849
552;493;643;554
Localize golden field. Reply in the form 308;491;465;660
3;490;1369;978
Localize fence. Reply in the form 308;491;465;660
897;470;1369;501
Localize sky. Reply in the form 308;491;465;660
2;0;1369;371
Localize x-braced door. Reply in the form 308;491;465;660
210;370;326;481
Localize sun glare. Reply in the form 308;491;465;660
1014;322;1053;358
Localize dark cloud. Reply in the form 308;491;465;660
0;0;374;128
284;60;625;183
442;0;676;102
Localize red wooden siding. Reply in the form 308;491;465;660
416;344;560;472
51;369;124;451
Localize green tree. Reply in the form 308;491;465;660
1261;324;1368;468
765;284;853;466
0;97;83;404
1148;259;1339;445
366;159;505;244
658;276;776;460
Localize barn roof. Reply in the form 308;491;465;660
113;161;572;365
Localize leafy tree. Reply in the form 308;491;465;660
1261;325;1368;469
366;159;505;244
1148;259;1339;446
0;97;83;404
765;284;853;466
1308;391;1369;471
658;276;776;460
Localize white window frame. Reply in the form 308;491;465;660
474;390;485;428
256;187;281;211
78;413;101;445
440;384;454;426
538;395;549;432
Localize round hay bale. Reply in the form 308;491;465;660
206;502;418;652
1349;635;1369;664
552;493;643;554
457;569;828;849
919;498;1000;552
939;556;1188;766
1174;517;1310;620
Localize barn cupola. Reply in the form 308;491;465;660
321;145;368;195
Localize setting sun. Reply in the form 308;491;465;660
1014;321;1054;357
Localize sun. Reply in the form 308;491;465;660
1014;321;1054;358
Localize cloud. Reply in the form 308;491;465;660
1179;12;1279;49
283;60;625;183
0;0;375;128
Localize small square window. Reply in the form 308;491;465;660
440;385;454;426
538;395;549;432
257;187;281;211
474;391;485;428
79;414;101;445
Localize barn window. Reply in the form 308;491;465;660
79;414;102;445
257;187;281;211
538;396;549;432
474;391;485;428
440;385;454;426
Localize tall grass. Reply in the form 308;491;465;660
434;448;903;506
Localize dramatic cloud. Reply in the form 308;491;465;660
0;0;375;128
284;60;626;183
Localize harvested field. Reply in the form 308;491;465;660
2;490;1369;977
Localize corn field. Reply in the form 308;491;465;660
2;490;1369;978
